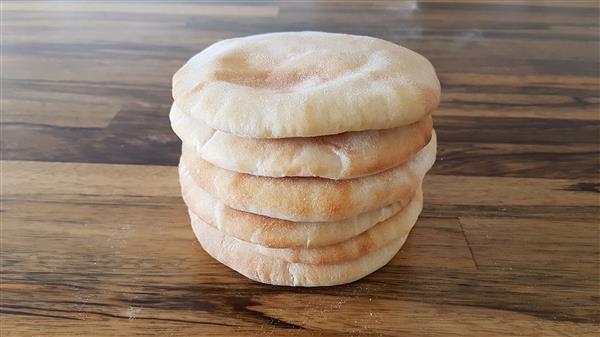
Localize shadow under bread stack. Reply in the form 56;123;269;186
170;32;440;286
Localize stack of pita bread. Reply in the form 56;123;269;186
170;32;440;286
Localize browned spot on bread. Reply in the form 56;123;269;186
356;234;375;258
214;69;329;91
215;52;338;90
325;180;352;220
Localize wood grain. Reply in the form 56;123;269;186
1;1;599;336
2;3;279;17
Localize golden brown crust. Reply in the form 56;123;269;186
187;187;421;264
180;132;437;222
179;162;411;248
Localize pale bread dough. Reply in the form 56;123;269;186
173;32;440;138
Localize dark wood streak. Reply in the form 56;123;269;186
563;182;600;193
1;305;237;327
120;287;305;329
443;84;599;98
0;310;82;321
420;2;600;16
2;261;597;324
3;78;171;105
433;147;599;179
227;297;306;330
435;116;600;145
2;42;196;60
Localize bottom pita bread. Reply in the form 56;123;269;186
189;213;414;287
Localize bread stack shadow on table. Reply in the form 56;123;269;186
170;32;440;287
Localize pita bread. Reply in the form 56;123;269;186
181;131;436;222
172;32;440;138
179;163;410;248
190;213;410;286
171;104;433;179
188;186;421;264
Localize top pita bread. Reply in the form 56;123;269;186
173;31;440;138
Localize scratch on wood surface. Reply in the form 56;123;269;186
457;217;480;270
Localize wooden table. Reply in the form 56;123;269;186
2;1;599;336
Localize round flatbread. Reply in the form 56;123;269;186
172;31;440;138
181;131;436;222
190;214;410;287
171;104;433;179
187;186;421;264
179;163;410;248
